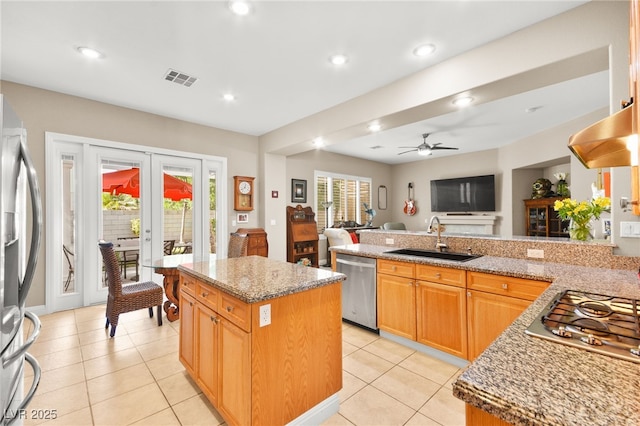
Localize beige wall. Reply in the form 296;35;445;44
1;81;260;306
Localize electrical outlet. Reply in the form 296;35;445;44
527;249;544;259
259;304;271;327
385;238;394;245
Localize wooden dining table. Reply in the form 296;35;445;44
145;253;216;321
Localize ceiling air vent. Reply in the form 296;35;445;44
164;69;198;87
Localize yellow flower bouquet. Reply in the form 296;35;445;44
553;196;611;241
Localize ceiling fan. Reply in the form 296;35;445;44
398;133;459;156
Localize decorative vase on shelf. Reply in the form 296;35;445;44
556;180;570;197
569;218;593;241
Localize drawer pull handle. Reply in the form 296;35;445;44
435;273;441;278
392;266;397;271
502;283;508;290
210;316;219;324
226;306;234;312
202;292;209;297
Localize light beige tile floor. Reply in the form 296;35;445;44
21;305;465;426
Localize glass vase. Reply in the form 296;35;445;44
556;180;570;197
569;219;593;241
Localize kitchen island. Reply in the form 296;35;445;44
177;255;345;426
329;240;640;426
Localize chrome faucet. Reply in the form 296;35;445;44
428;215;448;252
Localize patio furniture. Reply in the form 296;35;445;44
116;238;139;280
99;241;163;337
63;244;74;291
163;239;175;255
228;233;249;258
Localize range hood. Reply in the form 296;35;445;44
568;102;635;169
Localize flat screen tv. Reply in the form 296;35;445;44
430;174;495;213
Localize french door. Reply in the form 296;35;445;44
45;133;227;312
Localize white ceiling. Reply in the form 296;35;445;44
1;1;604;165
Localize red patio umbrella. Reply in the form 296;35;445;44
102;168;192;201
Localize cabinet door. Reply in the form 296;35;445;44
218;318;251;426
467;290;530;360
196;303;219;406
179;290;196;376
416;281;467;359
377;273;416;340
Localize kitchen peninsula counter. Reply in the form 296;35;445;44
329;243;640;425
177;256;345;426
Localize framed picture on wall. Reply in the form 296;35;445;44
237;213;249;223
291;179;307;203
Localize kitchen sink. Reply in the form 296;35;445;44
384;248;481;262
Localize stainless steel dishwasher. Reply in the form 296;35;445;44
335;253;378;332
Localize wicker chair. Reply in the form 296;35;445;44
99;241;163;337
228;233;249;258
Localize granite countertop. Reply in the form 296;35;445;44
177;255;345;303
330;243;640;426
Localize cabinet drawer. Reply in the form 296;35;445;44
377;259;415;278
218;292;251;332
180;274;197;296
416;264;466;288
467;271;549;301
197;283;218;311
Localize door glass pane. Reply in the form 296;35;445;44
162;165;193;255
62;156;76;294
101;160;141;284
208;169;217;254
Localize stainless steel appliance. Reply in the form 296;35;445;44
526;289;640;363
335;253;377;332
1;96;42;425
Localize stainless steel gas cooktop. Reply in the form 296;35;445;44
525;290;640;363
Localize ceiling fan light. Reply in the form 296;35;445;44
418;147;431;156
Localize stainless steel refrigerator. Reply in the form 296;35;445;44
1;96;42;425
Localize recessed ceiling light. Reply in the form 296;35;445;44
329;54;348;66
77;46;103;59
229;0;251;16
368;122;381;132
453;96;474;107
312;137;324;147
413;44;436;57
223;93;236;101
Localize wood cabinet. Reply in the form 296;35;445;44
286;205;319;267
416;264;467;358
524;197;569;238
179;280;250;424
236;228;268;257
178;271;342;426
377;259;467;358
377;261;416;340
466;271;549;360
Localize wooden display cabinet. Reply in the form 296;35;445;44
286;205;319;267
236;228;268;257
524;197;569;238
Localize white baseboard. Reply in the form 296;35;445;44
286;393;339;426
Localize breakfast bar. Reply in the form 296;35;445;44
177;255;345;426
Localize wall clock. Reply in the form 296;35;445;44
234;176;255;211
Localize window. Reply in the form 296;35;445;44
315;171;372;232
